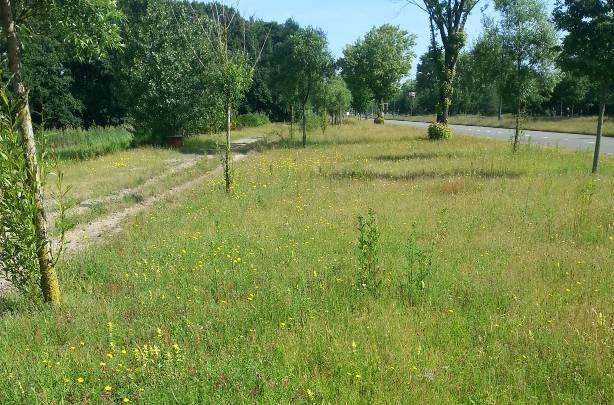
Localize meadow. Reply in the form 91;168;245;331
1;122;612;403
393;114;614;137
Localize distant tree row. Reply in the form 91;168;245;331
395;0;613;126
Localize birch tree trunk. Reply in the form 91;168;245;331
0;0;61;304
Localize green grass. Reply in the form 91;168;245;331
42;126;135;160
393;114;614;137
1;122;613;403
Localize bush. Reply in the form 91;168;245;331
43;126;134;160
357;208;381;294
428;122;452;140
0;114;40;298
304;110;321;131
236;112;270;129
374;117;385;124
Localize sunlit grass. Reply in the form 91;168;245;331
1;122;612;403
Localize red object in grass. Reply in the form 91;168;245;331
167;133;184;147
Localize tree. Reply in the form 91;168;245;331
270;20;302;138
315;75;352;126
341;24;416;124
414;49;439;114
126;0;220;139
0;0;121;304
9;35;84;128
200;3;261;194
551;72;592;118
554;0;614;173
406;0;480;125
471;22;512;120
281;28;332;147
493;0;558;152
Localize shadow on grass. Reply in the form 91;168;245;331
179;137;221;155
180;136;270;156
271;135;417;150
374;151;470;161
326;168;523;182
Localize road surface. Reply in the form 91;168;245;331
388;120;614;154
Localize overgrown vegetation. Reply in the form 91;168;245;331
236;112;270;129
427;122;452;140
0;122;611;402
43;126;134;160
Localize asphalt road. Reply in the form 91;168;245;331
388;119;614;154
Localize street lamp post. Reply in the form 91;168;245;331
409;92;416;116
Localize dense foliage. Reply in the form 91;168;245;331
1;1;309;138
393;1;613;119
341;25;415;123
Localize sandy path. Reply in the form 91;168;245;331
55;155;206;219
61;153;247;255
1;137;265;293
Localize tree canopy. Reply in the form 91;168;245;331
341;24;416;123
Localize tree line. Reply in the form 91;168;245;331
395;1;613;128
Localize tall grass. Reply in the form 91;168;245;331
393;114;614;137
42;126;134;160
0;122;612;403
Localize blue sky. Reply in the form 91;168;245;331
229;0;555;77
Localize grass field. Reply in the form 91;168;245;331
1;122;613;403
392;114;614;137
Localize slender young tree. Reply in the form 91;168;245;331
405;0;480;125
341;24;416;124
281;28;332;147
0;0;120;304
183;2;268;193
494;0;558;152
554;0;614;173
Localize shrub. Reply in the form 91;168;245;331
374;117;385;124
357;208;381;294
0;98;67;299
42;126;134;160
304;110;321;131
319;113;328;134
0;116;40;298
428;122;452;140
399;225;434;305
236;112;270;129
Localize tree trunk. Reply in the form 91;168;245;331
513;101;521;153
375;98;384;124
592;101;605;174
290;104;294;139
0;0;61;305
225;100;232;193
302;103;307;147
498;95;503;121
